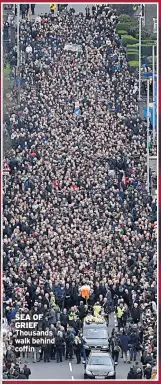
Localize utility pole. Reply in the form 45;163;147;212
147;78;150;193
17;3;20;104
152;44;156;144
138;15;142;101
138;5;145;101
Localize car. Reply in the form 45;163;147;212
83;350;116;380
83;316;109;353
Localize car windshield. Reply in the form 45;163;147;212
88;356;112;366
84;329;107;339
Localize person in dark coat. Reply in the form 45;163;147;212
55;332;63;363
26;4;29;16
136;367;143;379
78;302;86;321
119;331;130;362
88;289;95;309
102;298;109;325
71;282;78;306
65;330;74;360
129;329;139;362
64;283;72;310
94;283;102;301
127;367;137;379
23;364;31;379
85;6;90;19
60;308;68;331
43;344;50;362
131;303;140;323
17;370;27;379
144;364;152;379
142;351;153;366
31;4;35;15
42;316;50;331
92;5;96;16
20;4;27;19
109;334;120;364
48;307;57;326
123;289;132;308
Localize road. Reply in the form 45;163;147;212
34;3;92;16
19;313;141;380
17;4;141;380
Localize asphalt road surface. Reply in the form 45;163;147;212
34;3;92;16
19;313;141;380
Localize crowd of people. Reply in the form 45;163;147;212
3;4;157;380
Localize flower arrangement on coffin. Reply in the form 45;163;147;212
85;314;105;324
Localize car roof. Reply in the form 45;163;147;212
83;322;107;328
89;351;111;357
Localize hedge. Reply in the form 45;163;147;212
127;52;139;61
118;14;132;22
116;21;137;32
117;30;128;36
122;35;139;46
127;42;156;49
127;50;139;56
142;39;157;44
126;46;138;50
127;44;138;50
129;61;139;66
129;61;139;70
127;48;138;51
126;47;139;53
127;43;156;57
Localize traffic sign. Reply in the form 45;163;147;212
50;4;57;10
3;162;11;175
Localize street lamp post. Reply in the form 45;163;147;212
138;15;142;101
147;78;150;193
137;5;145;101
17;3;20;103
152;44;155;143
152;43;156;144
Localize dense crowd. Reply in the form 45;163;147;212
3;4;157;380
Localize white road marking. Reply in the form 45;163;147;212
114;312;118;327
69;362;72;372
